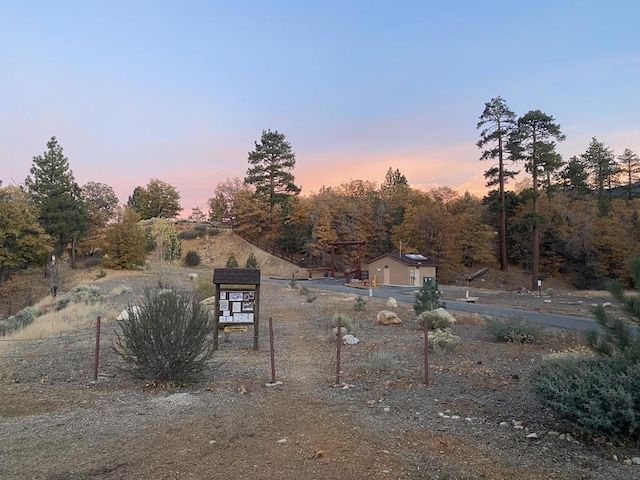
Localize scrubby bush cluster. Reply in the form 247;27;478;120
0;306;41;336
55;285;101;310
415;305;461;354
178;229;199;240
485;316;543;343
417;309;456;330
531;355;640;439
331;313;354;333
530;256;640;440
427;328;461;355
184;250;201;267
178;225;219;240
114;287;214;381
366;351;398;371
299;286;317;303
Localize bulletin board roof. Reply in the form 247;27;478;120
212;268;261;285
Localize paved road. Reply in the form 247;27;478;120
266;277;602;332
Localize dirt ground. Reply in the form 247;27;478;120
1;263;639;480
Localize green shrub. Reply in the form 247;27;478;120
207;227;220;237
178;229;199;240
428;328;461;354
184;250;201;267
417;309;456;330
194;224;207;234
56;285;101;311
354;296;367;312
7;306;41;329
195;275;215;301
0;320;10;336
413;283;443;316
114;288;214;381
331;313;354;332
485;316;543;343
299;286;309;296
531;354;640;439
225;253;239;268
367;351;398;371
306;294;317;303
245;252;258;268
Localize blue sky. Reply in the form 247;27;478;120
2;1;639;214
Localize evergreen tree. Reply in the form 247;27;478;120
413;282;443;316
245;252;258;268
581;137;619;215
477;97;518;271
246;130;301;227
508;111;565;290
587;256;640;361
24;137;88;267
226;253;239;268
558;156;590;200
618;148;640;201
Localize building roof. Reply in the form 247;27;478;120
212;268;261;285
366;253;439;267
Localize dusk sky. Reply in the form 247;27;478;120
2;1;639;215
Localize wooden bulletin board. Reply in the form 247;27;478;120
212;268;261;350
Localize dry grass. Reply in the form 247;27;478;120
0;300;111;351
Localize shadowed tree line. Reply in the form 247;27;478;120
2;119;640;290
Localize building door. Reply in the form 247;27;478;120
383;267;390;285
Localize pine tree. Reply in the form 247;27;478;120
508;111;565;290
477;97;518;271
587;256;640;361
246;130;301;227
24;137;88;268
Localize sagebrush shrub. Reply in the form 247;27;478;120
331;313;354;332
11;306;41;328
178;229;199;240
367;351;398;371
428;328;461;354
531;355;640;439
114;288;214;381
485;316;543;343
184;250;201;267
56;285;101;310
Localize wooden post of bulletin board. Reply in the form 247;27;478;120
212;268;261;351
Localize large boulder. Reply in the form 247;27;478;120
201;296;216;306
377;310;402;325
386;297;398;308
